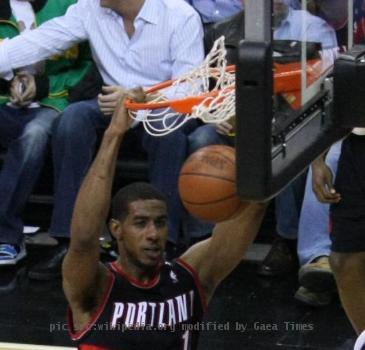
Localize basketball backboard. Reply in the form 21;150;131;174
235;0;353;201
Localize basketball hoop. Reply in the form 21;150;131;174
124;36;236;136
125;36;329;136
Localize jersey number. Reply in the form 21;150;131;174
182;330;190;350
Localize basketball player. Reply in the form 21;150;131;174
63;90;267;349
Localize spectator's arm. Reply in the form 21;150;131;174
311;151;341;204
0;0;89;78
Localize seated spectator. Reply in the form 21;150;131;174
187;0;339;281
255;0;338;278
0;0;97;266
0;0;204;278
295;142;341;307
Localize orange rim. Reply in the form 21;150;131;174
124;65;235;114
124;60;327;114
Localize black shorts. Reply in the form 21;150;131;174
330;134;365;253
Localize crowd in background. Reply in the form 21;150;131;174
0;0;364;348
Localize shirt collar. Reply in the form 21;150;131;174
103;0;159;25
136;0;159;25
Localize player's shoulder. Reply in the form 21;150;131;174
167;258;201;282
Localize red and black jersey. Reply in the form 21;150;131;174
68;258;207;350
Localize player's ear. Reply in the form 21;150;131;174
109;218;123;240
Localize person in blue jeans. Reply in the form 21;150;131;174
0;106;58;265
293;142;341;306
0;0;204;276
0;0;96;268
188;0;339;279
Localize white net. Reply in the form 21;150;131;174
128;36;236;136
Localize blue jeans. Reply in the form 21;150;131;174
0;105;59;245
143;123;218;243
188;124;234;152
297;142;342;266
50;99;110;237
275;172;307;240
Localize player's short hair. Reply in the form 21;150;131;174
111;182;167;221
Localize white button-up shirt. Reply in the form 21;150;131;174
0;0;204;89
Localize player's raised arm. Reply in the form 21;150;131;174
62;89;143;321
180;201;268;302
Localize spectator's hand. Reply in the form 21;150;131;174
311;155;341;204
98;85;127;115
10;71;36;107
110;87;145;135
216;121;233;136
10;77;24;105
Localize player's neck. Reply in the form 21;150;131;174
116;256;160;285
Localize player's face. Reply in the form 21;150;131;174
119;199;168;269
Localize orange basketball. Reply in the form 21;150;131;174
178;145;242;223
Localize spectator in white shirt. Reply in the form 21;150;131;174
0;0;204;279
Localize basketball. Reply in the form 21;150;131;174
178;145;242;223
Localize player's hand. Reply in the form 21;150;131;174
146;91;163;102
311;156;341;204
110;87;145;135
216;121;233;136
10;71;36;107
98;85;127;115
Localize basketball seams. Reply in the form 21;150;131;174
181;193;239;205
179;145;240;222
186;148;235;166
179;173;236;183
